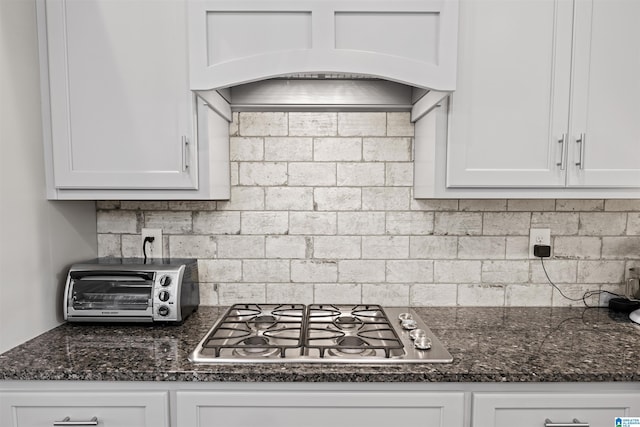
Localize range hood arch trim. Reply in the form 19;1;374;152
188;0;459;92
191;50;455;92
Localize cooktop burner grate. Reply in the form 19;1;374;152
200;304;305;358
305;304;404;358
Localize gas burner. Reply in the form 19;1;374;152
232;336;281;357
248;315;278;331
337;336;367;350
333;316;363;330
328;336;376;357
243;336;269;348
305;304;405;359
197;304;305;359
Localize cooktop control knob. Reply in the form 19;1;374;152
159;275;172;287
158;291;170;302
158;305;170;317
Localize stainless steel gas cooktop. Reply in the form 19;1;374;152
189;304;453;363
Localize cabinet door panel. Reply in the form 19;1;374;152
0;391;169;427
568;0;640;187
472;392;640;427
188;1;458;92
447;0;573;187
46;0;196;189
177;391;465;427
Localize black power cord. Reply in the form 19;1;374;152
539;255;623;307
143;236;155;263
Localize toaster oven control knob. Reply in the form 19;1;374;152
158;291;170;302
159;275;172;287
158;305;170;317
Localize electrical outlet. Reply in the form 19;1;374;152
529;228;550;258
141;228;163;259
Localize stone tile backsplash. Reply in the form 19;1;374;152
96;112;640;307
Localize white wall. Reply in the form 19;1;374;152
0;0;97;353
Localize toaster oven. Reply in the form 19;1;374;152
64;258;199;323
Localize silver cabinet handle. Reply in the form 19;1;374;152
544;418;589;427
575;133;585;169
53;416;98;426
181;135;189;171
557;134;567;170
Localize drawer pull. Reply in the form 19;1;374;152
53;416;98;426
544;418;589;427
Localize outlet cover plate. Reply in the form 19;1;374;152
141;228;163;259
529;228;550;258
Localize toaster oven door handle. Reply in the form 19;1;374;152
53;416;99;426
75;282;152;289
70;270;155;281
77;275;147;282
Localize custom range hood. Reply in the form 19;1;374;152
188;0;459;116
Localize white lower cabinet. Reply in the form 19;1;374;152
0;391;169;427
176;390;465;427
472;392;640;427
2;383;640;427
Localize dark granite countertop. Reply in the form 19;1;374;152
1;306;639;382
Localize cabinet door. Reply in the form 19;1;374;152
0;391;169;427
44;0;197;190
567;0;640;187
472;392;640;427
447;0;573;187
177;390;465;427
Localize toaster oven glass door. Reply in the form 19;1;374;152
71;273;154;311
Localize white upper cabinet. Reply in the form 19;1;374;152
443;0;640;194
188;0;459;91
43;0;195;190
567;0;640;187
38;0;231;200
447;0;573;188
